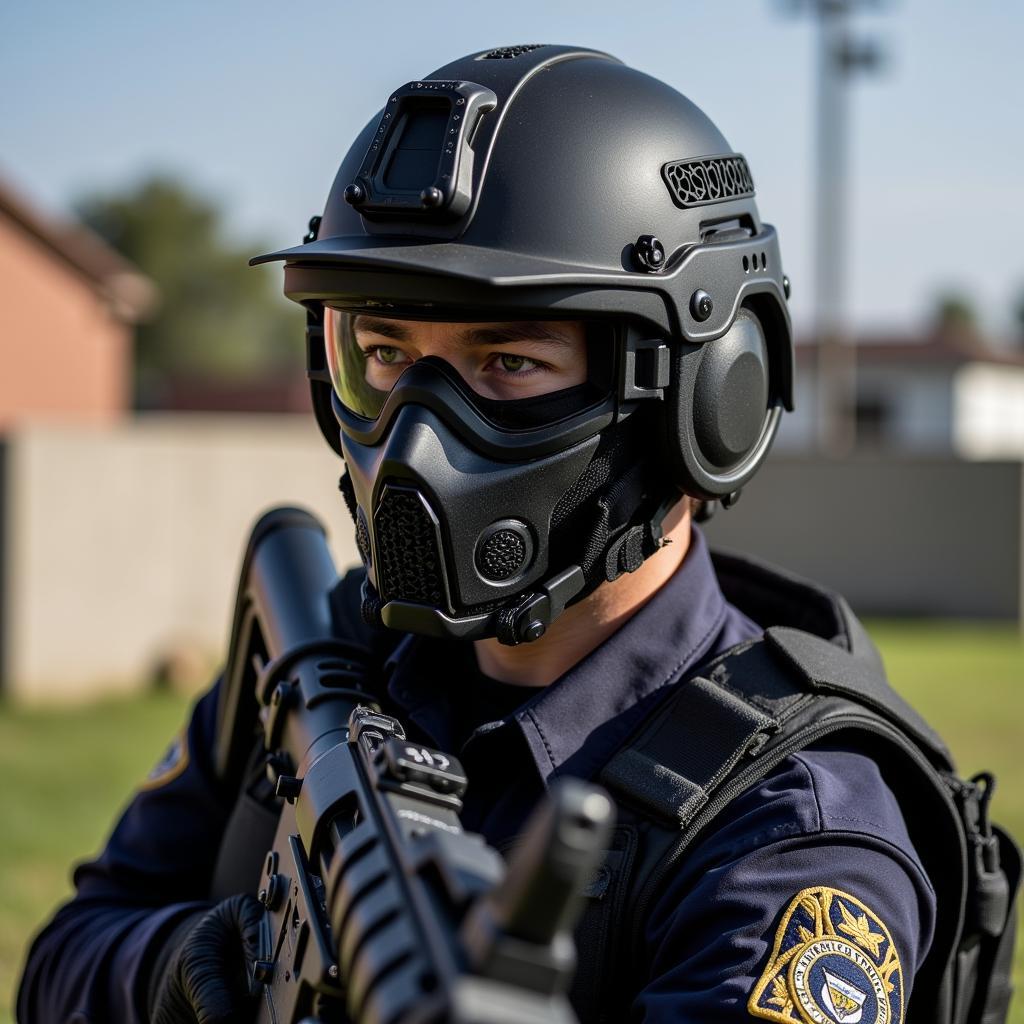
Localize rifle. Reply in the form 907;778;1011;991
214;507;613;1024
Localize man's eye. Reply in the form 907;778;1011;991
499;354;533;373
369;346;403;365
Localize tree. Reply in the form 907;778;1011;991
931;291;977;334
928;290;984;353
1013;287;1024;350
76;176;302;406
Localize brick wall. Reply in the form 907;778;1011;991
0;212;130;427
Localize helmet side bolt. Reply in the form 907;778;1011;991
420;186;444;208
633;235;665;273
690;290;714;322
783;275;792;300
343;183;366;206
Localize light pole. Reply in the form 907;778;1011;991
792;0;883;455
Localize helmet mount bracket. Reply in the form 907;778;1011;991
344;80;497;221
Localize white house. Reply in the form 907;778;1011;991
777;333;1024;458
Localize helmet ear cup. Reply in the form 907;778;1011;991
665;307;782;500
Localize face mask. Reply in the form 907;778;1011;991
328;315;675;644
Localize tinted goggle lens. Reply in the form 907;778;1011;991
323;308;613;427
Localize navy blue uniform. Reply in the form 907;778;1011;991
18;528;935;1022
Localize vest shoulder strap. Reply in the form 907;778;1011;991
601;625;954;826
765;625;954;768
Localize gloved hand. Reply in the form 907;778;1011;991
149;892;264;1024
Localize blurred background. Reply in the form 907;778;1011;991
0;1;1021;1020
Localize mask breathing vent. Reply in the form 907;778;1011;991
374;486;446;606
476;521;533;583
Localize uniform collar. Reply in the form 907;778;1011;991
383;526;730;785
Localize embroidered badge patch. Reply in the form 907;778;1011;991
139;730;189;790
749;886;903;1024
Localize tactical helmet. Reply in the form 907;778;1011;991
254;44;793;645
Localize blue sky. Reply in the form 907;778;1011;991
1;0;1021;338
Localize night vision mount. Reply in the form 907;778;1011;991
343;80;498;220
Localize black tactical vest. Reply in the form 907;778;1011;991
567;550;1020;1024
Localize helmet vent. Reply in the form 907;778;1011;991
662;154;755;209
480;45;545;59
374;486;446;607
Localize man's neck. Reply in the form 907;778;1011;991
473;501;693;687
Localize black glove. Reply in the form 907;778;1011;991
149;893;264;1024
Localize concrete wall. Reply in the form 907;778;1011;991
1;416;359;702
2;425;1020;702
703;455;1024;625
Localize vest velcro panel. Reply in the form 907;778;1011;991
604;674;775;826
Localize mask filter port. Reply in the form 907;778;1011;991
475;520;534;584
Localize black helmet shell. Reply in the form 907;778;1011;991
253;45;786;348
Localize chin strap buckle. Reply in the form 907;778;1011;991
604;493;680;583
496;566;586;647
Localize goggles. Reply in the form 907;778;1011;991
323;308;616;439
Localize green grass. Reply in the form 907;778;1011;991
0;623;1021;1023
869;621;1024;836
0;690;191;1024
869;620;1024;1023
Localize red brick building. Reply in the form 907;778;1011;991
0;178;154;427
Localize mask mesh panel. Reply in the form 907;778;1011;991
355;508;372;566
374;489;445;607
550;416;640;531
549;409;669;591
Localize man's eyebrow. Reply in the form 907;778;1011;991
454;324;577;348
351;315;412;341
351;317;578;348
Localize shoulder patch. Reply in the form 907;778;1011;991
749;886;903;1024
139;730;190;791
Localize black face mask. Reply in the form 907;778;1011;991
335;358;672;646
